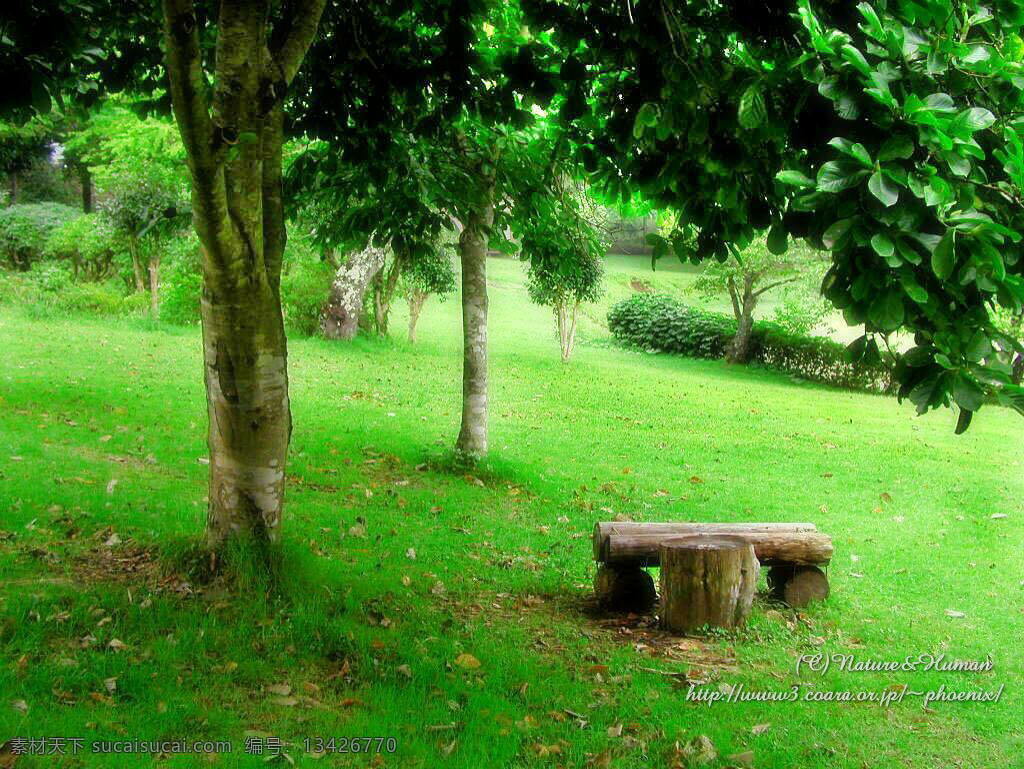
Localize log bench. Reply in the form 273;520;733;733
593;521;832;613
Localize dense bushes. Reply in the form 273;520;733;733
608;293;895;393
0;267;147;317
45;213;123;281
0;203;79;270
608;293;736;359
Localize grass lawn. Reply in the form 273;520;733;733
1;255;1022;768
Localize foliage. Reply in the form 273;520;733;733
774;0;1024;429
608;293;894;392
401;239;458;300
44;213;122;280
0;264;146;318
281;233;335;337
772;283;833;336
608;294;735;360
159;232;203;326
0;202;79;269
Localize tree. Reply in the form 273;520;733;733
529;0;1024;431
522;176;606;362
690;237;828;363
100;168;185;313
402;235;457;343
161;0;326;550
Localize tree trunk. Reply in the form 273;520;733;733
162;0;325;550
79;165;93;213
148;254;160;319
593;521;818;560
556;301;580;362
659;535;759;633
594;564;657;613
726;275;757;364
321;246;385;340
372;252;403;336
602;531;833;567
128;235;147;293
455;190;495;459
407;290;428;343
9;171;17;204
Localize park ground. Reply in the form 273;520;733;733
1;255;1022;768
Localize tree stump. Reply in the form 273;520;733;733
659;535;759;633
767;564;830;608
594;564;657;613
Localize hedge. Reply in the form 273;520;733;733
608;293;895;393
0;203;80;270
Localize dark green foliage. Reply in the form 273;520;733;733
608;293;895;392
0;202;79;270
402;241;457;299
608;294;735;360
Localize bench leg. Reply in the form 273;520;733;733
768;564;829;608
594;564;657;613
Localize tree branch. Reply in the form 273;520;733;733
754;276;800;297
162;0;215;176
272;0;328;85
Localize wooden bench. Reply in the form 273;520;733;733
593;521;832;611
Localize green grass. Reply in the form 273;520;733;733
1;255;1022;768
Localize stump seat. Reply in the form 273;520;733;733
659;535;759;633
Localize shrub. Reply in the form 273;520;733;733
608;293;895;392
161;233;203;326
608;294;735;359
44;213;123;281
0;202;79;270
281;237;334;336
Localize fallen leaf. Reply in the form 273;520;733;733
689;476;704;484
454;653;481;670
751;723;770;735
405;548;417;560
105;479;118;495
991;514;1008;520
396;664;412;679
271;696;298;707
728;750;755;767
945;609;966;618
10;700;27;713
266;683;292;696
103;678;117;694
880;492;893;504
107;638;127;652
606;723;622;738
681;735;716;764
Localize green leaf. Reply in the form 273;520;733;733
822;218;854;248
828;137;872;167
965;330;991;362
868;171;899;206
955;408;973;434
931;229;956;279
868;291;904;331
900;274;929;303
949;107;996;135
775;170;816;188
870;232;894;257
952;374;984;411
817;161;868;193
738;85;767;130
766;224;788;255
878;135;914;161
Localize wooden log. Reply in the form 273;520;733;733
659;535;759;633
768;565;830;608
601;530;832;567
593;521;817;561
594;564;658;613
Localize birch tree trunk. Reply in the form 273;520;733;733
148;254;160;319
321;246;385;340
455;191;495;459
162;0;325;550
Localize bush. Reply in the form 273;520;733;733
0;267;147;318
0;202;80;270
161;233;203;325
608;293;735;359
44;213;125;281
608;293;895;393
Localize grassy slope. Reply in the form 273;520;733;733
0;255;1021;768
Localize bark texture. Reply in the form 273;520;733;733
128;235;147;293
659;535;759;633
592;521;817;561
601;531;833;567
321;246;385;340
726;274;757;364
162;0;325;548
768;565;830;607
455;191;495;458
407;290;428;343
555;301;580;362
